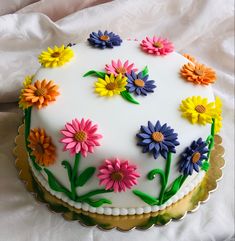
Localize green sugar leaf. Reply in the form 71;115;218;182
75;167;96;187
83;70;106;78
163;175;187;202
201;161;210;172
142;66;149;77
62;160;72;182
78;189;113;201
120;90;139;105
133;190;158;206
82;197;112;208
147;168;166;186
44;168;72;198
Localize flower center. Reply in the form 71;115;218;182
152;132;164;142
194;69;204;76
35;143;44;154
115;67;126;74
111;171;124;181
100;35;110;41
51;52;61;58
74;131;87;142
191;152;201;163
35;88;47;96
195;104;206;113
153;41;163;48
134;79;145;87
106;82;117;90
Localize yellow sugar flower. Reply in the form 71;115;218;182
38;45;74;68
95;74;127;97
180;96;216;125
214;96;223;133
19;75;34;109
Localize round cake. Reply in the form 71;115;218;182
19;31;222;216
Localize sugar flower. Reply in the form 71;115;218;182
182;53;197;63
38;45;74;68
180;96;216;125
126;70;156;96
140;36;174;56
19;75;34;109
97;158;140;192
20;79;59;109
180;62;216;85
28;128;56;166
214;96;223;133
60;118;102;157
88;30;122;49
137;121;180;159
179;138;208;175
95;73;127;97
105;59;138;76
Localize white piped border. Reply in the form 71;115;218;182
29;159;205;216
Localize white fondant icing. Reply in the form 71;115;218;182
28;40;213;214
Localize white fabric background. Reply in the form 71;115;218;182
0;0;234;240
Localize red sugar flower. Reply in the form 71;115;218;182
60;118;102;157
140;36;174;56
97;158;140;192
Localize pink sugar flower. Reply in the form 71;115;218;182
105;59;138;76
60;118;102;157
140;36;174;56
97;158;140;192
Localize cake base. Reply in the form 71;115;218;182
14;124;225;231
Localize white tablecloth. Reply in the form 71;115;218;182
0;0;234;240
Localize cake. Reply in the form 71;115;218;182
18;31;222;216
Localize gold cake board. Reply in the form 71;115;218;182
14;124;225;231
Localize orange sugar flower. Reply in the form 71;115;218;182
28;128;56;166
182;53;197;63
180;62;216;85
21;79;59;109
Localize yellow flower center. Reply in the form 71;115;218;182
35;143;44;154
191;152;201;163
35;88;47;97
100;35;110;41
74;131;87;142
51;52;61;58
111;171;124;181
116;67;126;74
195;104;206;113
194;69;204;76
106;82;117;90
152;132;164;142
134;79;145;87
153;41;163;48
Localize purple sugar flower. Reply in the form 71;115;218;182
137;121;180;159
87;30;122;49
126;71;156;96
179;138;209;175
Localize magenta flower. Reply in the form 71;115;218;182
105;59;138;76
97;158;140;192
140;36;174;56
60;118;102;157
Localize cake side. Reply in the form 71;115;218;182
19;33;222;215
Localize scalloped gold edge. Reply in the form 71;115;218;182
13;124;225;231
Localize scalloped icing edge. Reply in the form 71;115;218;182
28;157;206;216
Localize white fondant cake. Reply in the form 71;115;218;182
21;37;219;216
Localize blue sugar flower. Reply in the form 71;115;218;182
136;121;180;159
126;71;156;96
87;30;122;49
179;138;209;176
